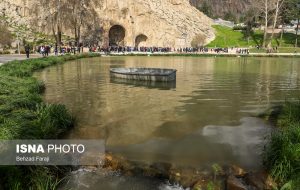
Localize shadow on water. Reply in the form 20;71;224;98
110;78;176;90
107;117;271;170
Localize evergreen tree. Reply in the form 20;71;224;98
199;1;213;18
281;0;300;47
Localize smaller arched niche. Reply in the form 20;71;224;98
135;34;148;48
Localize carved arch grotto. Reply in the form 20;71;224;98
109;25;126;46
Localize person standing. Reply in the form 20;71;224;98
54;44;58;55
41;46;45;57
25;44;30;59
45;46;49;56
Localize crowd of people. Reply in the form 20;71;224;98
37;46;51;57
23;44;258;58
92;46;173;53
36;45;84;56
236;48;250;54
88;46;235;54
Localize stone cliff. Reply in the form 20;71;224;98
1;0;215;48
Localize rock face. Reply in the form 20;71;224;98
0;1;31;26
1;0;215;48
99;0;215;48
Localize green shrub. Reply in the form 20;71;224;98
10;94;42;109
29;166;68;190
0;53;99;189
263;101;300;186
0;165;69;190
0;50;11;54
35;104;74;139
278;101;300;127
233;25;247;30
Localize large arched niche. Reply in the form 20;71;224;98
109;25;126;46
135;34;148;48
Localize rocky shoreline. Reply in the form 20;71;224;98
82;152;278;190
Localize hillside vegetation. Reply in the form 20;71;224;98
207;25;299;49
190;0;250;22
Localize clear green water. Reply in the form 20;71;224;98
34;56;300;189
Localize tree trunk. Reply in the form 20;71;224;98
50;16;58;46
279;27;284;47
77;26;81;49
268;0;283;48
74;25;78;45
57;24;62;46
262;0;268;47
51;20;58;45
246;21;252;45
57;0;62;48
296;17;299;47
73;2;78;46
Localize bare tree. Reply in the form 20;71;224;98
65;0;102;48
267;0;285;48
32;0;103;49
81;26;104;46
32;0;70;46
251;0;277;47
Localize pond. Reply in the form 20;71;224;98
34;56;300;189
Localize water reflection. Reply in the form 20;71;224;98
110;78;176;90
34;56;300;170
202;117;272;168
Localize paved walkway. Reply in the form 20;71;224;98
0;54;41;66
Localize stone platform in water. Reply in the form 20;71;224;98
110;68;177;82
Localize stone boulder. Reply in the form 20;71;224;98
227;175;248;190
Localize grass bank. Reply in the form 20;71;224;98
0;53;100;189
208;25;299;49
263;101;300;189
